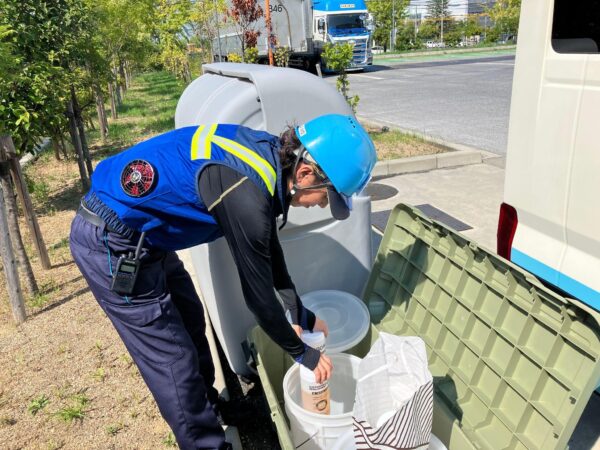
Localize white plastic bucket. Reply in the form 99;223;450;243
283;354;361;450
331;429;448;450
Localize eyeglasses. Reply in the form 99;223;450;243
291;148;335;192
302;162;333;190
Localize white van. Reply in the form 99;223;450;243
498;0;600;312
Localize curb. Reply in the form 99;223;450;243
359;117;506;178
373;45;516;61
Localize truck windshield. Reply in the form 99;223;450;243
327;14;368;35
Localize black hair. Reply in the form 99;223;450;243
278;125;301;170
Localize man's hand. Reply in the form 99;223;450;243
290;317;332;382
313;353;333;383
292;324;302;338
292;315;328;339
313;317;329;337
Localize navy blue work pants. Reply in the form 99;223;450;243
70;214;226;450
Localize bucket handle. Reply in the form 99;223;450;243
295;431;319;449
358;339;428;384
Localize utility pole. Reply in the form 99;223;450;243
483;0;488;41
414;6;418;43
441;11;444;44
391;0;396;51
265;0;274;65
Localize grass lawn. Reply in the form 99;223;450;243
0;69;447;449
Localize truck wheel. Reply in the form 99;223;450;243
302;58;313;73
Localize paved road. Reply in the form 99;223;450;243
326;55;516;155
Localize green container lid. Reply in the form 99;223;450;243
362;204;600;450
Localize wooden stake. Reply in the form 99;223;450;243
108;82;117;120
0;136;51;270
66;99;90;191
0;167;26;324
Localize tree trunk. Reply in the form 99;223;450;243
0;178;26;324
186;62;192;84
101;94;109;135
125;60;132;88
1;136;51;270
66;99;90;191
59;131;68;159
95;85;108;141
108;82;118;120
113;67;122;107
0;166;38;295
119;60;127;93
115;80;122;107
71;86;93;177
52;136;61;161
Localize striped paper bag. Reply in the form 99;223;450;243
353;333;433;449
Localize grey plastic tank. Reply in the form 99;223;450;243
175;63;373;375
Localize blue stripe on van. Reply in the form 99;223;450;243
511;248;600;312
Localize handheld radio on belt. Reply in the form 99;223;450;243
111;231;146;295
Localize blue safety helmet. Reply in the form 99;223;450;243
295;114;377;220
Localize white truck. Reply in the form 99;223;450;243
497;0;600;398
497;0;599;315
213;0;374;71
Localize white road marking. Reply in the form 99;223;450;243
471;61;515;66
351;74;384;80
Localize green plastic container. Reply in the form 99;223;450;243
249;204;600;450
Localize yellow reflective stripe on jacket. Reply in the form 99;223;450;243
212;135;276;196
190;124;218;160
190;125;205;160
203;124;218;158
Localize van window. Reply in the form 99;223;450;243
552;0;600;53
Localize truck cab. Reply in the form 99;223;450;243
311;0;373;69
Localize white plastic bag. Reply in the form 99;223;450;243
353;333;433;449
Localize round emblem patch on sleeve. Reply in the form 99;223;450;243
120;160;157;197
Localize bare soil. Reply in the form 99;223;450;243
0;153;174;450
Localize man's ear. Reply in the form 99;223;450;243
296;163;313;180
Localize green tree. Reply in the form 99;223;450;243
417;19;438;41
443;29;461;46
0;0;73;156
426;0;453;41
0;25;17;77
92;0;156;117
244;46;259;63
155;0;194;83
458;16;484;39
367;0;409;51
487;0;521;39
274;46;291;67
190;0;228;62
322;43;359;113
394;22;416;51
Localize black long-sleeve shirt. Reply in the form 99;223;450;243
198;164;321;370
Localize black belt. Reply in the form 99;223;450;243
77;202;119;233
